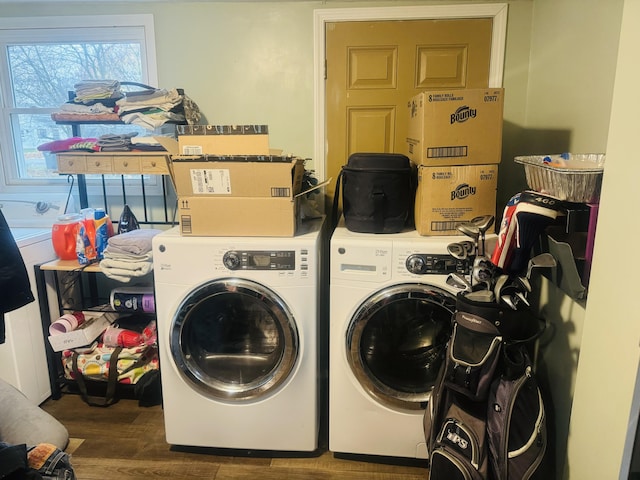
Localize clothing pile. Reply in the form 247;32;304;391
99;229;163;283
117;88;189;130
74;79;123;103
96;132;139;152
0;442;75;480
50;79;201;129
37;137;99;154
50;80;123;122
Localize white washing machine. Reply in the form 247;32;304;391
152;218;324;452
330;224;484;460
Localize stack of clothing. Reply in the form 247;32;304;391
50;80;201;127
73;79;123;103
129;136;167;152
117;88;187;130
37;137;99;154
97;132;139;152
100;229;163;283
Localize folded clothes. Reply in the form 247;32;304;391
106;228;163;256
100;257;152;273
103;251;153;263
97;132;139;152
58;102;114;114
99;257;153;283
37;137;99;153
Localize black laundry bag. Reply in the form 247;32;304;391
333;153;416;233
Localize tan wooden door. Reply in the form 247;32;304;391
325;19;494;199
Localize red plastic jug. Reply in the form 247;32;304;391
51;213;83;260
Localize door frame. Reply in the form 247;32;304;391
313;3;508;183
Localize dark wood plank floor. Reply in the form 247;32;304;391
41;394;429;479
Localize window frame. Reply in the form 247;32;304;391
0;14;159;195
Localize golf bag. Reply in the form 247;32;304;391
332;153;416;233
424;293;551;480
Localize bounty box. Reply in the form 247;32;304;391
406;88;504;166
414;164;498;236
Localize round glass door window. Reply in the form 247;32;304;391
346;283;455;410
170;278;298;401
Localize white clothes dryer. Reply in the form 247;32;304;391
330;224;488;460
152;218;324;452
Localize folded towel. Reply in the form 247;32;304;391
106;228;163;256
102;251;153;263
100;257;152;272
100;257;153;283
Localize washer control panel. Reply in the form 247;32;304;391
222;250;296;270
405;253;469;275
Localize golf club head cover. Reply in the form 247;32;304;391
491;191;564;275
491;192;520;270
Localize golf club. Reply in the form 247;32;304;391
460;240;475;258
526;252;557;279
447;242;467;260
446;272;472;292
457;223;481;257
470;215;495;256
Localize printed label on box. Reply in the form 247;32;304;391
182;145;203;155
189;168;232;194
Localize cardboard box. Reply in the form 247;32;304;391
170;156;305;198
177;195;300;237
406;88;504;166
156;136;305;198
176;124;269;156
154;136;327;237
414;164;498;236
47;312;117;352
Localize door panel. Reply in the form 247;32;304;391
348;106;395;153
416;45;468;88
326;18;493;199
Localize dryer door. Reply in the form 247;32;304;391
346;283;455;410
170;278;298;401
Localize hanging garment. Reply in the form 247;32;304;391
0;209;35;344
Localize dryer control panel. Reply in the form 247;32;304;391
222;250;296;270
405;253;469;275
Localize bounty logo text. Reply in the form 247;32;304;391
450;105;477;124
451;183;476;200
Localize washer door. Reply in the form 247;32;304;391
346;283;455;410
170;278;298;401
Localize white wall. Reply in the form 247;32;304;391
564;0;640;477
523;0;624;475
523;0;638;478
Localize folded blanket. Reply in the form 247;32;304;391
106;228;163;256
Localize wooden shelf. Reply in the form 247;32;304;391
39;258;102;273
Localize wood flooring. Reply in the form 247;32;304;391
41;394;429;479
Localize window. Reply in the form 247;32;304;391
0;15;158;193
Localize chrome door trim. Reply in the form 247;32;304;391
170;277;298;401
346;283;455;410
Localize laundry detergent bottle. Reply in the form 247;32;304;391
51;213;83;260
